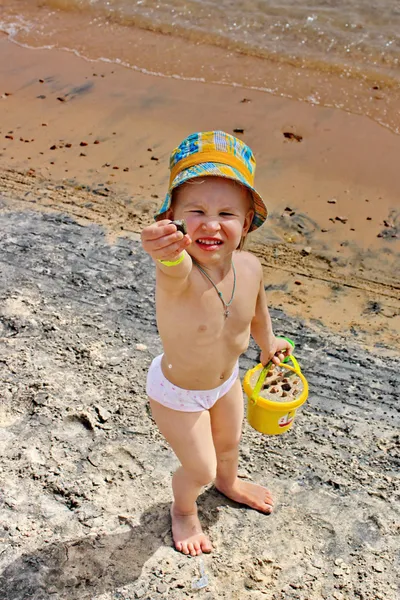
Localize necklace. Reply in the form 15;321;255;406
194;260;236;318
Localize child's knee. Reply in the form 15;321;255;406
215;435;241;456
191;462;217;487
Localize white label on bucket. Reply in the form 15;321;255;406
278;411;295;428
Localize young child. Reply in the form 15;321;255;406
141;131;292;556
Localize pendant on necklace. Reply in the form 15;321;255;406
224;309;229;318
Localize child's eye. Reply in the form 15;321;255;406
189;210;204;214
220;212;234;216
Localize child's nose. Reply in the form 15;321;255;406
201;218;220;233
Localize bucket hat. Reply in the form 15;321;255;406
154;131;268;231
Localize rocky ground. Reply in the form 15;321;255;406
0;206;399;600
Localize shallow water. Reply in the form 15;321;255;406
1;0;400;132
32;0;400;77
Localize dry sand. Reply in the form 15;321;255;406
0;34;399;600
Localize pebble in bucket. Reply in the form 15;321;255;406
243;337;309;435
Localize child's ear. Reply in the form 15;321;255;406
243;209;255;235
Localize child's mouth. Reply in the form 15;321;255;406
196;238;223;251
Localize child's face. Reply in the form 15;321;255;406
170;177;254;262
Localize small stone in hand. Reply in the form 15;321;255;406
171;220;187;235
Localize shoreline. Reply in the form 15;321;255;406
1;37;399;349
2;1;400;135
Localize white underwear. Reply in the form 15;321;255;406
146;354;239;412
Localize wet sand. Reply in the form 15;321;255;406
1;37;399;348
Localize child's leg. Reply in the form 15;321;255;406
149;398;215;556
209;379;274;513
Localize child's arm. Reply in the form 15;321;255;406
250;267;292;366
141;219;193;287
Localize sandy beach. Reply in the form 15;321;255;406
0;25;399;600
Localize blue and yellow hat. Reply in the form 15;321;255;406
155;131;268;231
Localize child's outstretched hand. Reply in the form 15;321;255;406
260;336;293;367
141;219;192;262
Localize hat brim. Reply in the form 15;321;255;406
154;163;268;232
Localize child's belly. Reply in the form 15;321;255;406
160;329;250;391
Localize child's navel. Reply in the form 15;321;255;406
198;324;207;332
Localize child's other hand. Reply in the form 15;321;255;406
141;219;192;262
260;336;293;367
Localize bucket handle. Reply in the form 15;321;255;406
250;338;301;403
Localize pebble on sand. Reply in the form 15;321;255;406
283;131;303;142
95;405;111;423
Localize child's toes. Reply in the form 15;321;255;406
180;542;190;555
263;501;273;514
201;537;213;553
188;543;197;556
193;541;201;555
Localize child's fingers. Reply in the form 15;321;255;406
141;220;176;242
142;233;184;259
156;236;191;261
151;230;184;251
272;351;285;365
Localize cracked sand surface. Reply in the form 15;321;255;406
0;209;399;599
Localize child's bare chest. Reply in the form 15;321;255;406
172;277;257;340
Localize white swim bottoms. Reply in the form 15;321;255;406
146;354;239;412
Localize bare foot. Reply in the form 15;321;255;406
170;503;213;556
215;478;274;514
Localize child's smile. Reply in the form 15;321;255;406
196;237;224;252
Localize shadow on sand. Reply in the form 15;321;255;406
0;491;228;600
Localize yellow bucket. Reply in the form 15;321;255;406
243;355;308;435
